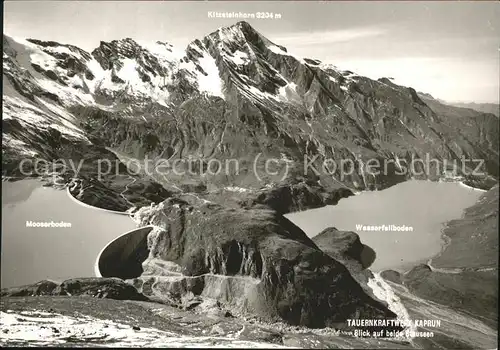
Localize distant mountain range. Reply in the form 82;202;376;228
448;102;499;117
417;92;499;117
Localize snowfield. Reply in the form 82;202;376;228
0;310;291;348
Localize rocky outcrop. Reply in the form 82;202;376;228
1;277;148;301
379;270;402;284
310;228;378;304
123;198;398;329
236;181;354;214
0;280;59;297
312;228;375;269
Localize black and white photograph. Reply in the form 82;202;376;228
1;0;499;348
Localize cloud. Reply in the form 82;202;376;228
270;26;388;46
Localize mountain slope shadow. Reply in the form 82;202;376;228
97;226;154;279
312;227;376;270
360;244;376;269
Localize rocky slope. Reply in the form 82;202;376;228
418;93;499;182
97;197;399;329
0;293;414;348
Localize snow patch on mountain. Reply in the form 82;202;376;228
278;82;300;102
140;41;183;65
367;273;416;339
87;57;172;106
267;45;287;56
0;310;290;347
214;24;248;45
36;98;85;134
196;54;224;98
224;186;251;193
225;50;250;65
2;135;38;157
84;58;106;94
267;44;306;64
116;58;142;83
3;96;88;141
3;96;47;124
4;36;187;108
38;77;95;106
234;75;281;104
180;44;225;99
28;49;58;71
115;58;171;104
4;37;96;106
319;62;340;71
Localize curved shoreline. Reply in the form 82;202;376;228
63;184;155;279
457;181;487;192
65;186;134;216
402;183;491;275
427;184;493;272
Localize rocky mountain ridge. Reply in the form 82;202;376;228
3;21;498;212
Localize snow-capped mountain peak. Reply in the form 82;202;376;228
2;22;499;198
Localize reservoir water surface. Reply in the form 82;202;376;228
286;180;485;272
1;179;485;288
1;179;136;288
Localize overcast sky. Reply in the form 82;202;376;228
4;1;500;103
